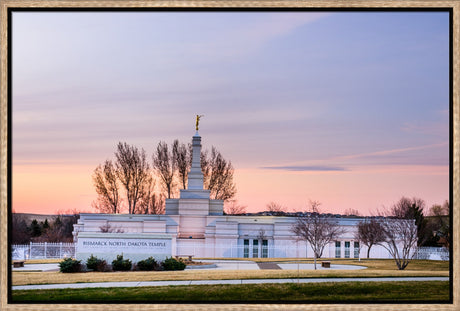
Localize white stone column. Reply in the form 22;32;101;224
187;134;204;190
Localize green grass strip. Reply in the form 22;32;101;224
12;281;450;303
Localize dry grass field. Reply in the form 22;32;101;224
12;258;449;286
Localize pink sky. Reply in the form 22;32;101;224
13;163;449;216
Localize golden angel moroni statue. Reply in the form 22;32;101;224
196;115;204;130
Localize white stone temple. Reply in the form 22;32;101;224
73;129;395;263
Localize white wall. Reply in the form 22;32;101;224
74;213;404;260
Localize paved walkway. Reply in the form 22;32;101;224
14;261;367;272
278;263;367;270
196;260;366;270
257;262;281;269
12;263;60;272
12;277;449;291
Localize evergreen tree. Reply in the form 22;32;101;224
12;213;32;244
54;216;62;228
29;219;42;237
42;219;50;230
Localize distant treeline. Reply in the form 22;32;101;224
11;211;79;244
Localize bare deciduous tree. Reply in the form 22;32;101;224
115;142;152;214
291;200;346;269
266;201;286;213
93;139;237;214
92;160;121;213
202;147;236;201
355;218;385;258
429;200;449;217
138;178;165;215
343;208;361;216
388;196;427;246
173;139;190;190
153;141;176;199
200;148;211;186
378;217;418;270
224;200;247;215
144;192;165;215
376;197;422;270
391;197;425;218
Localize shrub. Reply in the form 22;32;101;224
86;254;107;272
137;257;159;271
59;258;81;273
162;257;186;271
111;254;132;271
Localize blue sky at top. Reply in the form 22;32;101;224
12;11;449;213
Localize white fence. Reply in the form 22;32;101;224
12;242;76;260
11;242;448;261
413;247;449;261
176;243;449;261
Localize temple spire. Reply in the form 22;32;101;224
164;118;222;216
188;117;204;190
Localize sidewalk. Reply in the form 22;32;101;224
12;261;366;272
12;263;60;272
12;277;449;291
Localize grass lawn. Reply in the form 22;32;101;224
11;281;450;303
12;259;449;286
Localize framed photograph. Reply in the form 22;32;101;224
1;1;457;310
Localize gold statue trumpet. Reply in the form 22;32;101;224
196;115;204;131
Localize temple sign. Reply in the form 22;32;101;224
196;115;204;130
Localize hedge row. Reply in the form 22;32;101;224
59;255;186;273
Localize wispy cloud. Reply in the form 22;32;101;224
186;12;331;61
260;165;347;172
259;142;449;172
330;142;449;162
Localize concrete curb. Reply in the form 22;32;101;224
185;264;218;269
